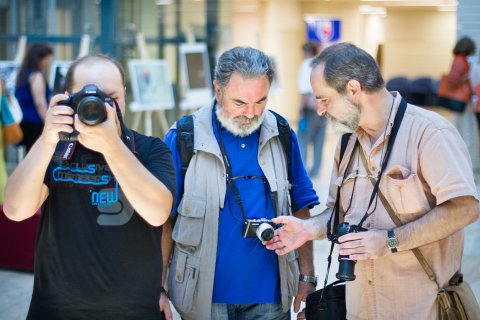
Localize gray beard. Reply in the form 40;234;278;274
330;96;361;134
216;104;265;137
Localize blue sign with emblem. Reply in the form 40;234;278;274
306;18;341;43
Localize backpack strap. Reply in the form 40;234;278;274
176;115;195;176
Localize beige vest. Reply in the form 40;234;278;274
167;102;299;320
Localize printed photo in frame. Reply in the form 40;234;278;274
128;60;175;111
179;42;212;109
0;61;20;95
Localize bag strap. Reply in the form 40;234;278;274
321;133;354;297
357;147;438;285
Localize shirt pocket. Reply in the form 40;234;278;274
385;165;430;221
172;196;207;247
335;172;358;213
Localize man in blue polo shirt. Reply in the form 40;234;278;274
163;46;319;320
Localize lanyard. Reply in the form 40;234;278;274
357;98;407;227
215;116;256;223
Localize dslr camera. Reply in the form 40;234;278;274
332;222;367;281
243;218;276;241
58;84;112;141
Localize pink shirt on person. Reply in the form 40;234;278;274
326;92;478;320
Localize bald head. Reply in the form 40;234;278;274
65;54;126;92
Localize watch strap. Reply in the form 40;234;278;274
299;274;317;286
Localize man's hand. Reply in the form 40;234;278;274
293;281;316;320
159;292;173;320
75;102;121;154
338;229;390;261
263;216;312;255
41;94;74;145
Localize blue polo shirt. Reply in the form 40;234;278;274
164;109;319;304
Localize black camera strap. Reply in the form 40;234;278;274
215;116;250;223
357;98;407;228
322;133;356;294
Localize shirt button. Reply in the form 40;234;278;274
366;223;371;228
368;280;373;285
371;166;377;171
241;143;246;149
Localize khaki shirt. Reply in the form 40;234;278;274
326;93;478;320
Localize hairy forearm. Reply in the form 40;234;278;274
396;196;479;252
161;216;175;286
104;140;173;227
306;207;333;240
3;136;55;220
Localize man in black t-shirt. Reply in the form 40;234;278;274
4;54;175;319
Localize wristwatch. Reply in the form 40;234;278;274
299;274;317;287
386;230;399;253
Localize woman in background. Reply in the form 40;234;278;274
15;43;53;152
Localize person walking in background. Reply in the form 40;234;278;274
15;43;53;152
297;41;327;178
163;46;319;320
265;42;479;319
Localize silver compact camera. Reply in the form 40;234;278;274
242;218;276;241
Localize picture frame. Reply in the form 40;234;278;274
0;61;20;95
179;42;212;109
127;59;175;111
49;60;72;95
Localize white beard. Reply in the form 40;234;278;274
330;96;361;134
216;103;265;137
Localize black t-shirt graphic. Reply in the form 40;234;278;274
27;131;175;320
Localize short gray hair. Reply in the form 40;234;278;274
214;46;275;90
311;42;384;94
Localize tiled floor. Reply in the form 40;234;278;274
1;119;479;320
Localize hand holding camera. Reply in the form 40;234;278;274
333;222;367;281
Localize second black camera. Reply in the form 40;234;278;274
334;222;367;281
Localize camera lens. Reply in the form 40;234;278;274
336;256;357;281
77;96;107;125
256;222;274;241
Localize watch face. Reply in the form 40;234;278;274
387;238;398;248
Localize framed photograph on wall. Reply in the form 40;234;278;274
0;61;20;95
179;42;212;109
128;60;175;111
49;61;72;95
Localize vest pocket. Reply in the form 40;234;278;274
168;250;200;314
173;197;207;246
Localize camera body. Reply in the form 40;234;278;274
243;218;276;241
58;84;112;141
334;222;367;281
